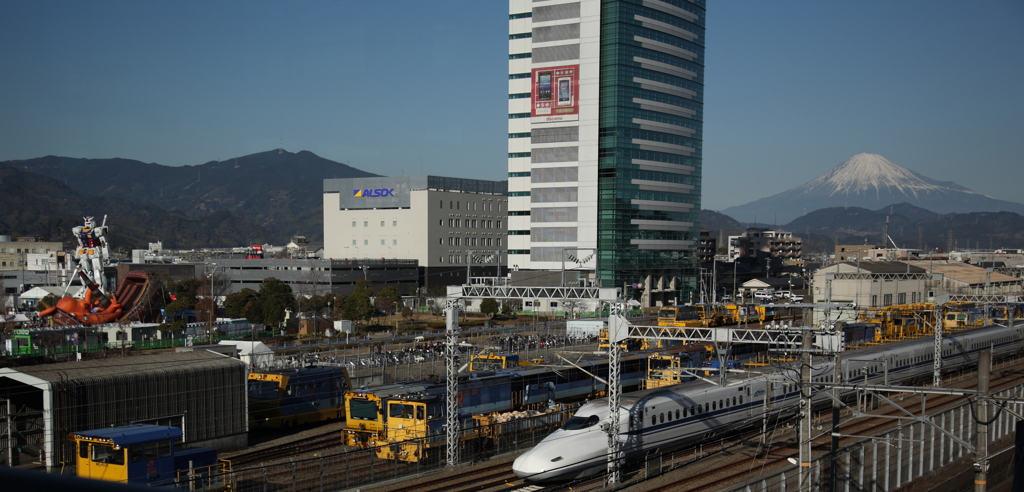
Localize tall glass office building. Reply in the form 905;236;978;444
507;0;703;305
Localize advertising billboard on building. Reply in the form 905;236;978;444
531;65;579;123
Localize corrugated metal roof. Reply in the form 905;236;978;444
10;350;243;382
840;261;927;274
907;261;1020;285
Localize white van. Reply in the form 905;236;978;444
753;290;775;301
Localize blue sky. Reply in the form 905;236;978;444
1;1;1021;211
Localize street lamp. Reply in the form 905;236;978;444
206;263;218;341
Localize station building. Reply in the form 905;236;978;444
323;176;508;288
0;351;247;470
506;0;706;305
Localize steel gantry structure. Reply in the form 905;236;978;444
601;305;849;487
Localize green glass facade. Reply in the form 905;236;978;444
597;0;704;300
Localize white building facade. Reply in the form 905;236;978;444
323;176;508;287
507;0;705;305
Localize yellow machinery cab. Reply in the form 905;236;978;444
468;353;520;372
70;424;230;489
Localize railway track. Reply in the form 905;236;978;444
409;357;1024;492
634;361;1024;492
229;430;344;467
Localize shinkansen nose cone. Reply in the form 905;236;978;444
513;445;569;482
512;431;607;482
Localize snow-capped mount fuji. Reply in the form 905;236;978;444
720;153;1024;224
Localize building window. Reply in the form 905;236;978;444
380;221;385;227
439;238;443;245
871;295;878;307
393;239;397;245
883;294;893;306
509;72;530;79
364;221;368;227
456;238;461;246
497;238;502;246
486;238;492;246
393;221;397;227
448;219;453;227
352;221;356;227
381;239;385;245
898;293;906;304
508;53;532;60
439;219;443;226
509;32;531;40
473;203;477;211
471;220;477;228
496;220;502;229
457;202;460;210
440;256;444;263
352;240;356;246
508;152;531;158
471;238;476;246
440;200;443;208
508;114;531;120
508;93;531;99
450;201;453;209
363;240;368;245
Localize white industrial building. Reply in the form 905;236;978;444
323;176;508;287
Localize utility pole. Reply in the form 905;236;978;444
445;298;462;467
798;329;812;492
974;349;990;492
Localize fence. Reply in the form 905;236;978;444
224;406;579;492
725;382;1024;492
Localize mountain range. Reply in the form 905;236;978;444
2;150;1021;252
0;166;272;250
721;154;1024;224
1;149;377;247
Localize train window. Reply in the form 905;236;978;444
417;406;425;420
739;396;743;404
660;413;664;423
145;442;160;460
390;404;415;418
159;441;171;458
683;408;688;418
563;415;600;430
129;444;144;463
79;442;89;459
733;397;737;406
676;409;680;419
697;405;702;414
91;443;124;465
652;416;657;426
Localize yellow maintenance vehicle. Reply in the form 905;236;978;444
657;304;732;327
468;352;523;371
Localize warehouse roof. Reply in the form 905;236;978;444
838;261;927;274
906;261;1020;285
4;350;243;382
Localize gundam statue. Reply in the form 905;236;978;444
72;216;110;295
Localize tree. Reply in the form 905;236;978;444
258;277;296;326
479;298;500;318
374;285;402;323
224;288;259;319
37;293;60;312
401;306;414;325
342;280;375;325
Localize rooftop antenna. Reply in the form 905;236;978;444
278;139;284;154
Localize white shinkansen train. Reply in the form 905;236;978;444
512;324;1023;481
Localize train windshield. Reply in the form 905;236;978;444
248;380;280;399
560;414;600;431
472;360;503;372
348;399;379;421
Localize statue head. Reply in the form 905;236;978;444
82;216;95;230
